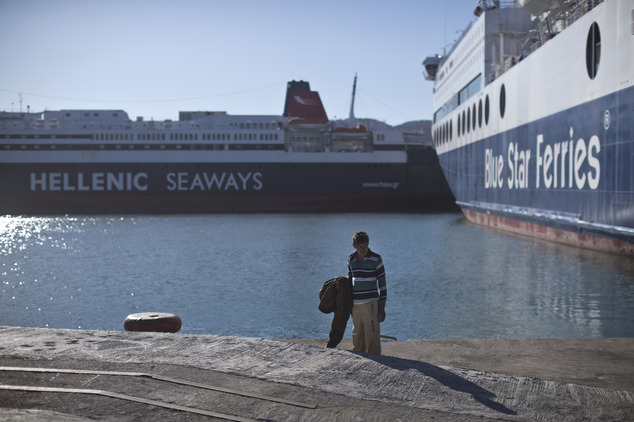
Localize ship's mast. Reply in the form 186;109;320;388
348;73;357;121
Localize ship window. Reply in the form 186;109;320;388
462;110;466;134
478;100;483;128
472;104;477;130
586;22;601;80
485;95;490;125
458;73;482;105
457;115;461;137
500;84;506;118
449;120;453;141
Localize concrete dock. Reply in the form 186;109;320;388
1;326;633;421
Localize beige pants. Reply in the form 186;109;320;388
351;300;381;355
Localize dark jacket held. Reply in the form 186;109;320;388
318;276;352;348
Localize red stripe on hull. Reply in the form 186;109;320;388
463;209;634;255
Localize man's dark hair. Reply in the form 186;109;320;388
353;231;369;245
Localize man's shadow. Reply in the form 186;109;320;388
356;352;517;416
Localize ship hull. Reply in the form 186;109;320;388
439;85;634;253
442;90;634;253
0;157;454;214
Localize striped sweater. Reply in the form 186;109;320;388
347;249;387;307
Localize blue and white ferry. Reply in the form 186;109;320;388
424;0;633;254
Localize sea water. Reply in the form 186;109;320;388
1;213;633;340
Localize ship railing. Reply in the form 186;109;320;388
548;0;603;33
492;1;521;9
515;0;604;63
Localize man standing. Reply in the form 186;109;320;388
348;231;386;355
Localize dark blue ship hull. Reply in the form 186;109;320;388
0;152;454;214
439;86;634;253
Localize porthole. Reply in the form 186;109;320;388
467;108;471;133
478;99;483;128
462;110;466;134
500;84;506;118
586;22;601;80
472;104;477;131
449;120;453;141
484;95;490;125
457;114;461;136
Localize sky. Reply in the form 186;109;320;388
0;0;480;126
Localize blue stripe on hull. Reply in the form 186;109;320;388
439;85;634;248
